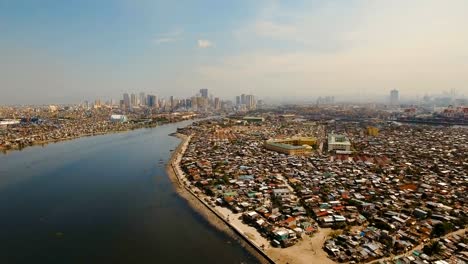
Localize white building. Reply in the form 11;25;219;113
328;134;351;152
273;188;290;197
0;119;20;130
110;115;128;123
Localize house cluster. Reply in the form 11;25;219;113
375;232;468;264
179;118;324;248
318;122;467;262
0;105;197;151
178;114;467;262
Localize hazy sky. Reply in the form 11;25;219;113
1;0;467;104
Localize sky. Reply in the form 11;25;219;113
0;0;467;104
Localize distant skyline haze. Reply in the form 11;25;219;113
0;0;467;104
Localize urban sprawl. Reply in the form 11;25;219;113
1;90;467;264
176;110;467;264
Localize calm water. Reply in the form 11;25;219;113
0;121;258;264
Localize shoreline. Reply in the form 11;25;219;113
1;130;132;153
1;116;214;154
166;133;274;264
0;126;157;154
166;133;337;264
1;120;185;154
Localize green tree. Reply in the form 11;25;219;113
423;241;442;256
431;222;454;237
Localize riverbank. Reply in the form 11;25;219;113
1;118;195;154
0;120;259;264
1;130;128;153
166;133;273;264
0;124;159;154
166;133;337;264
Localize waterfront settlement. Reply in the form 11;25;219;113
0;105;198;152
175;112;467;264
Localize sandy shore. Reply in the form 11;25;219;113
266;228;336;264
166;133;338;264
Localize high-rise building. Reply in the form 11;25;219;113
191;96;198;110
241;94;246;105
170;96;175;109
197;97;207;109
246;94;256;110
214;97;220;110
200;89;208;98
180;99;187;108
257;100;264;109
94;99;101;107
130;93;137;107
390;89;399;105
186;98;192;108
236;96;241;106
139;92;146;106
123;93;130;109
147;95;157;108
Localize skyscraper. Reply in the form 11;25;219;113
139;92;146;106
191;96;198;110
390;89;399;105
236;96;241;106
214;97;220;110
246;94;256;110
147;95;157;107
241;94;246;105
123;93;130;109
131;93;139;107
170;96;175;110
200;89;208;98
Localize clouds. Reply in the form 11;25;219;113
196;0;468;98
154;37;177;44
154;31;215;50
153;29;183;44
1;0;468;104
198;39;213;48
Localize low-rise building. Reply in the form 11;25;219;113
265;137;316;155
328;134;351;152
110;114;128;123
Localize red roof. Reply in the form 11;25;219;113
333;206;345;211
316;211;329;217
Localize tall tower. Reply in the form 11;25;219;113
123;93;130;109
246;95;256;110
139;92;146;106
390;89;399;105
130;93;137;107
241;94;246;105
200;89;208;98
170;96;175;110
147;95;157;108
214;97;220;110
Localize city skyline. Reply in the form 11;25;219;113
1;0;468;104
0;1;467;263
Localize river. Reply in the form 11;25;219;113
0;120;259;263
